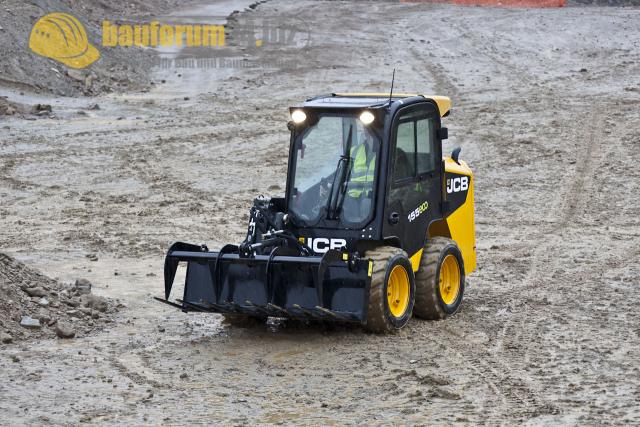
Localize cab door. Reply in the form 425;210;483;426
382;103;442;259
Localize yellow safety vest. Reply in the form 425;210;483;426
348;144;376;197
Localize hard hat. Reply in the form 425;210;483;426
29;13;100;69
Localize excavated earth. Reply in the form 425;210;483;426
1;0;639;425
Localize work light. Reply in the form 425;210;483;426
360;111;375;125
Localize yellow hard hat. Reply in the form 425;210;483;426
29;13;100;69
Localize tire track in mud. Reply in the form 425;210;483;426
447;16;545;89
108;356;166;389
409;106;607;420
411;326;510;421
495;107;604;346
482;107;606;415
402;12;565;416
408;46;460;99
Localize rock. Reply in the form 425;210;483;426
24;286;47;297
80;294;108;313
179;373;188;379
0;332;12;344
20;316;41;329
37;313;51;325
85;75;94;90
67;69;85;82
63;298;80;307
55;323;75;339
74;278;92;295
86;253;98;261
37;297;49;306
87;103;100;110
31;104;52;113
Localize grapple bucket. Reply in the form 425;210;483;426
158;242;372;323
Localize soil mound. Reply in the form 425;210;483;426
0;253;118;344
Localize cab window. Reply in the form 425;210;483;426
393;121;415;181
416;118;436;174
392;110;437;183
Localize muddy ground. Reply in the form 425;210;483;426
1;0;640;425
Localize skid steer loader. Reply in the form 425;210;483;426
158;93;476;332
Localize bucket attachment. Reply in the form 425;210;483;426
158;242;372;323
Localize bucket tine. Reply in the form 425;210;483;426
177;299;214;313
266;303;289;317
314;306;340;319
292;304;320;319
244;300;272;317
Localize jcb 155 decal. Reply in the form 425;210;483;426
447;176;469;194
408;201;429;222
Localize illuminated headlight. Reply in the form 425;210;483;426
291;110;307;124
360;111;375;125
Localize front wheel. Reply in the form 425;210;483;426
414;237;465;320
364;246;415;333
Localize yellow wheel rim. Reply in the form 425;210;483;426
439;254;461;305
387;264;410;318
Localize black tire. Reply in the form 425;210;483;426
221;314;266;328
364;246;415;333
414;237;465;320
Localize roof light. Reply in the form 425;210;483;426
360;111;375;125
291;110;307;124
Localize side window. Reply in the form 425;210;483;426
393;121;415;181
416;118;436;174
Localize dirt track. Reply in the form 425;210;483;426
1;1;640;424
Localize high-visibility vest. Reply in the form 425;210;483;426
348;143;376;197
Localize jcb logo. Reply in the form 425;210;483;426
446;176;469;194
300;237;346;254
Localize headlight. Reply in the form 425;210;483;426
360;111;375;125
291;110;307;124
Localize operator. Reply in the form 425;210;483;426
342;132;376;221
348;133;376;198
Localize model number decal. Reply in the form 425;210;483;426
408;201;429;222
447;176;469;194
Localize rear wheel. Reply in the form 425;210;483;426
414;237;465;320
364;246;415;333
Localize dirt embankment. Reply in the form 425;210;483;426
0;252;119;343
0;0;205;97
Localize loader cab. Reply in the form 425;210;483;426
286;93;451;257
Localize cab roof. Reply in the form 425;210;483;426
299;93;451;117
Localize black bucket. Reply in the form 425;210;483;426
159;242;372;323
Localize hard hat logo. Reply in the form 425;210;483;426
29;13;100;69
